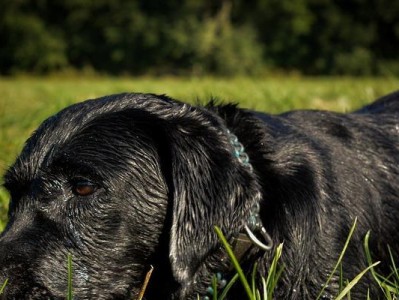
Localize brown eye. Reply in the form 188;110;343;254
72;180;96;196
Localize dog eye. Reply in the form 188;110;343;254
72;179;96;196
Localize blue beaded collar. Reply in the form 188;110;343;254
202;131;273;300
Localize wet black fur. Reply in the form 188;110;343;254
1;91;399;299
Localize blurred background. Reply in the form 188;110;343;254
1;0;399;76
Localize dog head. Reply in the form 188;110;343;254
0;93;261;299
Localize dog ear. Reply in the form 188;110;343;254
89;94;260;290
160;105;261;288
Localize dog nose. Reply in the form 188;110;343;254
0;239;35;268
0;240;34;298
0;225;39;272
0;241;17;274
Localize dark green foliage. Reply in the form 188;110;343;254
0;2;67;74
1;0;398;75
236;0;399;75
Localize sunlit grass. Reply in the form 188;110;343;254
211;221;393;300
317;218;360;299
214;225;284;300
364;232;399;298
0;188;8;230
0;278;7;295
67;253;73;300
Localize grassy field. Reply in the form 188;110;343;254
0;76;398;229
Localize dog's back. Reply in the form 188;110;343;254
355;90;399;114
246;91;399;298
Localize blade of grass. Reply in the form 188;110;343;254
136;265;154;300
0;278;8;295
214;226;254;299
251;262;258;298
388;246;399;287
212;275;218;300
317;217;358;300
364;232;397;297
255;288;261;300
339;262;344;292
265;243;283;299
346;279;351;300
218;273;239;300
67;253;73;300
261;276;267;300
335;262;380;300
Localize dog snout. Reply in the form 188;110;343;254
0;229;40;285
0;237;36;267
0;240;42;299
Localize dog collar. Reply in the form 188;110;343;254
203;131;274;300
227;130;273;252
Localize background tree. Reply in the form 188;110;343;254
0;0;398;76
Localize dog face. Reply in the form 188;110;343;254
0;94;258;299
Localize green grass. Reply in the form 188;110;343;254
210;222;396;300
0;278;7;295
214;226;284;300
67;253;73;300
364;232;399;299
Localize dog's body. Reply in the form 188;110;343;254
1;92;399;299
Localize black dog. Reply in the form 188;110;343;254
1;91;399;299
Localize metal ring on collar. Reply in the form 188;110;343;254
244;224;273;251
